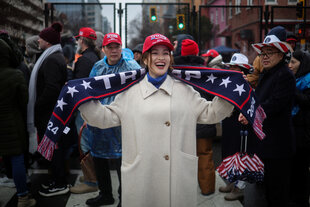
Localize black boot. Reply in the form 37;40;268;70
86;194;114;206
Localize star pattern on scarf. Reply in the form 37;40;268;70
206;73;217;84
81;80;92;90
67;86;79;98
233;84;246;96
56;98;68;111
219;77;232;88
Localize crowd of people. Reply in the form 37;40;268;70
0;22;309;207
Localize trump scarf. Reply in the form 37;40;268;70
38;66;266;161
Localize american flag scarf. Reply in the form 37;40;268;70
38;66;266;161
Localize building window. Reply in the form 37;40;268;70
215;9;218;25
221;8;225;22
229;1;232;19
235;0;241;14
288;0;297;4
247;0;253;5
210;13;214;24
265;0;277;4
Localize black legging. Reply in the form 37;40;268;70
93;157;121;200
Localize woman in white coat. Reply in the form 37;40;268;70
79;33;233;207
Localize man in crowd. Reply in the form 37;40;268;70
240;26;296;207
132;43;143;66
84;33;140;207
73;27;101;79
70;27;101;194
27;22;76;196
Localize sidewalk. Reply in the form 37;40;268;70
67;171;243;207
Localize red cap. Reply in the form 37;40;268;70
181;39;199;56
201;49;219;58
286;37;297;42
142;33;174;54
75;27;97;40
102;33;122;46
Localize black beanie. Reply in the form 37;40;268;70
39;22;62;45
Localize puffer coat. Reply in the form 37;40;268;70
0;39;28;155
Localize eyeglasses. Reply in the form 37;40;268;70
258;51;281;58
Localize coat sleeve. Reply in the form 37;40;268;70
188;86;233;124
78;95;123;129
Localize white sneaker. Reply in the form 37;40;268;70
0;176;15;188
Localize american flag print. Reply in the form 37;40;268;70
38;66;266;161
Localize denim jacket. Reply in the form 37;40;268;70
87;56;140;158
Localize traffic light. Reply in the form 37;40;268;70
295;23;304;37
296;1;304;18
176;14;185;30
149;7;157;22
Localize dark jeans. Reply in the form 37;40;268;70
263;157;292;207
4;154;28;196
93;157;121;200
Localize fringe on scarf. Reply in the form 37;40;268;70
37;136;58;161
253;105;266;140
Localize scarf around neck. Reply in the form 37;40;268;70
38;66;266;160
27;44;63;133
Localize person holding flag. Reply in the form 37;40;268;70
239;26;296;206
37;33;266;207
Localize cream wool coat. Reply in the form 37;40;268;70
79;75;233;207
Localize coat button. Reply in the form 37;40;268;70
165;121;170;126
164;155;169;160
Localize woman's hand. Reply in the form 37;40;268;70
238;113;249;125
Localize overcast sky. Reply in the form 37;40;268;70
99;0;143;45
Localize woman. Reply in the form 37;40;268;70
288;50;310;207
78;33;233;207
0;38;36;206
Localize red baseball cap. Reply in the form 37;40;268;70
201;49;219;58
75;27;97;40
142;33;174;54
102;33;122;46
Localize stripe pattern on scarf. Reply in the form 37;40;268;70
38;66;266;161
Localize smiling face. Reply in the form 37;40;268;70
143;45;172;78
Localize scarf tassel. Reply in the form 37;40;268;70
252;105;266;140
37;136;58;161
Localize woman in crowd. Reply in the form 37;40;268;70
0;36;36;207
78;33;233;207
288;50;310;207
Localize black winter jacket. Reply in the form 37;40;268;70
73;48;100;79
254;61;296;159
0;39;28;155
34;51;67;138
292;51;310;150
